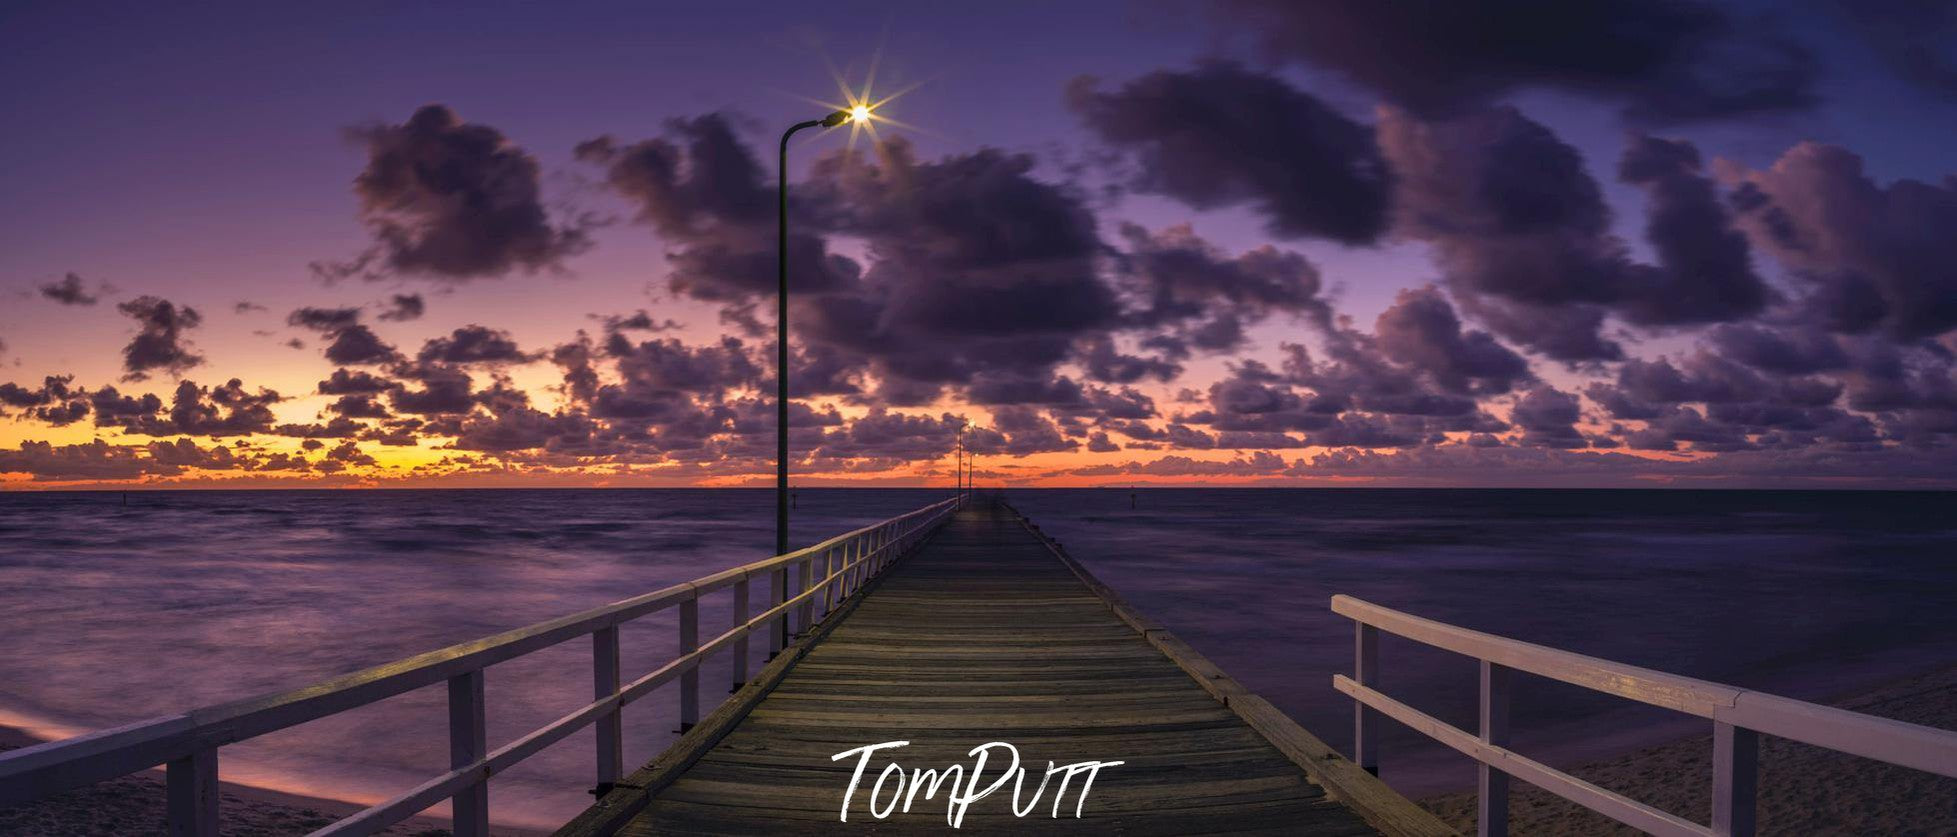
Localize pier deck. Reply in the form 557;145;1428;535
563;504;1448;836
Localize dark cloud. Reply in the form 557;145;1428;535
417;325;532;365
575;115;769;235
1708;324;1848;375
318;368;396;395
324;326;398;365
273;417;367;439
811;409;964;463
116;296;204;380
1304;413;1425;449
89;378;281;437
287;306;400;366
31;398;90;426
983;406;1080;456
88;386;163;424
377;293;425;322
327;104;589;281
1079;336;1181;385
598;310;681;333
1578;345;1896;453
585;116;1129;407
1614;134;1772;325
576;115;859;303
328;394;392;419
451;406;597;453
0;440;170;481
1379;105;1627;359
1067;63;1390;243
1168;297;1527;452
0;375;86;425
1511;387;1587;448
0;375;73;409
320;441;377;470
1081;385;1157;421
389;362;478;416
1112;222;1332;354
287;306;361;331
1831;0;1957;99
801;141;1118;403
1379;108;1767;359
1725;141;1957;341
1372;286;1531;396
39;273;98;305
1067;450;1294;479
1216;0;1818;123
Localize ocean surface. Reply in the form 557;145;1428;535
1;488;1953;828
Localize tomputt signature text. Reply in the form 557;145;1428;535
831;741;1124;827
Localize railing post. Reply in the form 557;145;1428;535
592;626;623;794
798;554;815;634
166;746;218;837
1354;622;1379;776
679;596;699;732
448;669;488;837
769;566;786;657
1713;722;1758;837
1478;660;1512;837
731;575;749;692
823;547;835;614
850;535;864;590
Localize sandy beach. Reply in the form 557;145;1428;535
0;726;542;837
1420;663;1957;835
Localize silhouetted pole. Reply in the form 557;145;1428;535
778;108;848;649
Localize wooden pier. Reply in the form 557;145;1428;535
559;502;1445;835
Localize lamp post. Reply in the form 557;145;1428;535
963;432;975;502
776;107;853;647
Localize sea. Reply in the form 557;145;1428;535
1;488;1953;829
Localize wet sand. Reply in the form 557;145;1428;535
1420;664;1957;835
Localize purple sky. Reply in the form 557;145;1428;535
3;1;1956;488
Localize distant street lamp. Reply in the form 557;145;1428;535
775;107;852;567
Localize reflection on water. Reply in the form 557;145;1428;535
1;488;1953;824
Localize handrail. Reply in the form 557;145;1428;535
1330;594;1957;837
0;495;964;836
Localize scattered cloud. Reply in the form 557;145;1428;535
319;104;591;282
38;273;99;305
116;296;204;380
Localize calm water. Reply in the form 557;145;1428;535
1;488;1953;827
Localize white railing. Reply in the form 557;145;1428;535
1332;595;1957;837
0;496;964;836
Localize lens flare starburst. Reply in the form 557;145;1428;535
792;39;929;155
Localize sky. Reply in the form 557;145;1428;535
3;0;1957;489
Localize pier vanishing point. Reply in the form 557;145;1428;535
3;496;1954;836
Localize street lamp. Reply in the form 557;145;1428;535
775;108;852;590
